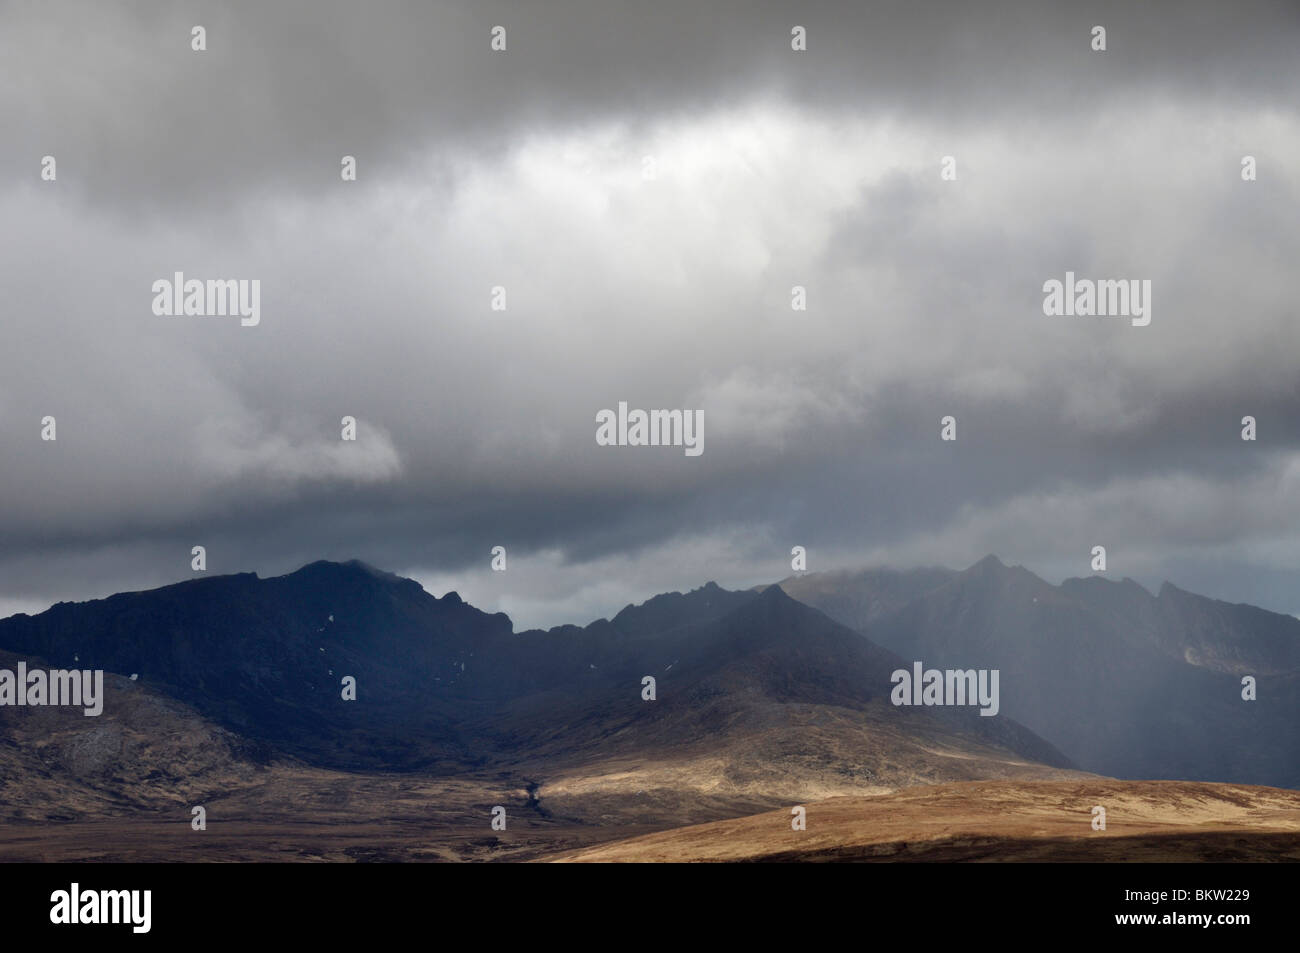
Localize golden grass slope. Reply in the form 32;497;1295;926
554;779;1300;862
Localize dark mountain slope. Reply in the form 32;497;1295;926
0;561;512;769
0;562;1076;797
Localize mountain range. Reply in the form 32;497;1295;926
0;555;1296;860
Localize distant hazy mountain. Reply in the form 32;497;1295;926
779;555;1300;788
763;566;956;628
0;561;1076;814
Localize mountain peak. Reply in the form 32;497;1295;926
290;558;377;577
954;555;1056;598
609;581;757;635
757;581;796;604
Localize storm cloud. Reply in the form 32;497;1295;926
1;0;1298;627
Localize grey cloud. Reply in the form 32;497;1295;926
1;1;1298;628
4;0;1298;216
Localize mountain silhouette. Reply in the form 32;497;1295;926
0;560;1072;795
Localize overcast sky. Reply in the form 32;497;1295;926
2;0;1298;629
